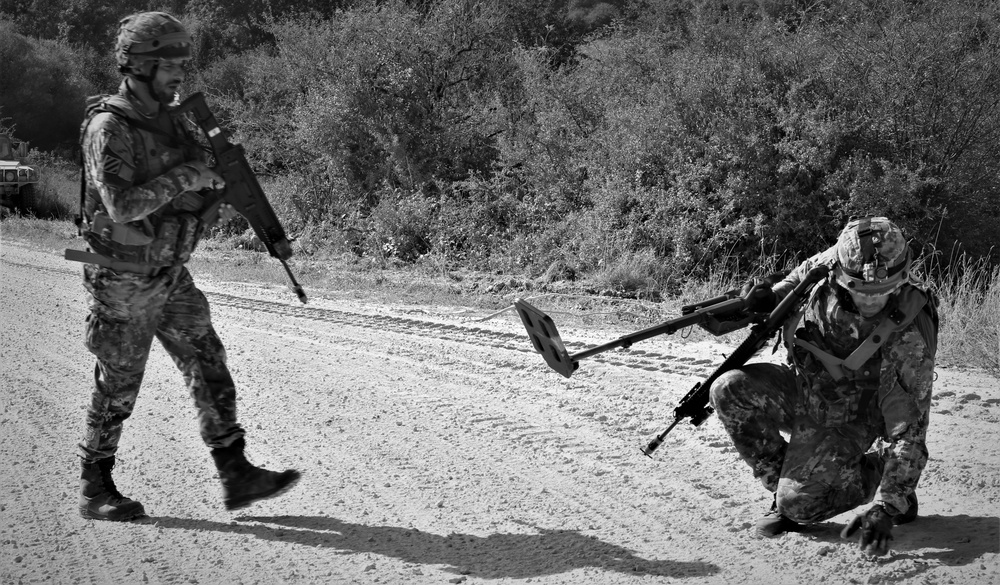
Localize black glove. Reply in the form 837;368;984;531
840;505;894;556
171;190;204;211
741;280;778;314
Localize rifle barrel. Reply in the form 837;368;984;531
641;417;682;457
281;259;308;304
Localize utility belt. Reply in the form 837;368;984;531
64;249;167;277
66;205;203;275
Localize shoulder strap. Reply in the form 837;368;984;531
76;95;147;233
841;286;929;369
88;94;190;148
791;285;932;380
912;288;939;357
76;95;116;234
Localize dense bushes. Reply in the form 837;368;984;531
3;0;999;291
0;21;103;151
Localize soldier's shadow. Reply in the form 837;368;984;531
143;514;719;580
800;514;998;581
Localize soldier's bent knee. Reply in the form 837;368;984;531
777;481;835;524
709;369;750;408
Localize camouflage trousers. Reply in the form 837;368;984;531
78;264;244;462
709;363;883;524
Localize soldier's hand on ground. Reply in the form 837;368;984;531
840;505;894;556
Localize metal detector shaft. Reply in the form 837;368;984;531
570;297;749;361
513;295;751;378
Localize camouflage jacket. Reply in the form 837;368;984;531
773;251;937;516
80;79;212;265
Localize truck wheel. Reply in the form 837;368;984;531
16;184;34;214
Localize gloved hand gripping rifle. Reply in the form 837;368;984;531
513;265;830;457
175;92;307;303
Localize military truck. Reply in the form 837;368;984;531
0;133;39;216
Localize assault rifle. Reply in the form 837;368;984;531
513;265;830;457
176;92;307;304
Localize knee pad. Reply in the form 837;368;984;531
776;479;834;524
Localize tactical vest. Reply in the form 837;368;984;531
783;278;938;428
78;92;207;268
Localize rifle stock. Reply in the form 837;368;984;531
640;264;830;457
176;92;307;303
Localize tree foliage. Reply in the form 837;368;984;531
0;19;100;151
2;0;999;287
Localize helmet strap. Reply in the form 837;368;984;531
145;61;163;102
136;61;158;85
127;61;172;109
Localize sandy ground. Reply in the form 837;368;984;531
1;238;998;585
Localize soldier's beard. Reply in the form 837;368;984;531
151;81;178;106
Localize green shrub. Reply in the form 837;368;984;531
9;0;1000;301
362;188;435;264
21;149;78;220
0;20;99;150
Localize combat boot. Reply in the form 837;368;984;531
79;457;146;521
210;438;301;511
755;496;802;537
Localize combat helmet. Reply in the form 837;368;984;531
833;216;911;296
115;12;192;75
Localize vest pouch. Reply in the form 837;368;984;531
90;211;154;246
805;376;862;428
148;213;201;265
172;190;204;212
148;216;180;265
83;211;154;264
174;212;201;263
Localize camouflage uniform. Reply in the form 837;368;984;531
78;80;243;462
710;226;936;524
72;11;298;521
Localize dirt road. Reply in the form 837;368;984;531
1;240;998;585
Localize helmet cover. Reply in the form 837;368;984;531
115;12;192;70
833;216;910;296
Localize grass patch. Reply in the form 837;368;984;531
933;254;1000;374
1;215;80;243
18;150;79;220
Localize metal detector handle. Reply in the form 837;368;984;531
680;270;788;314
572;297;749;361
